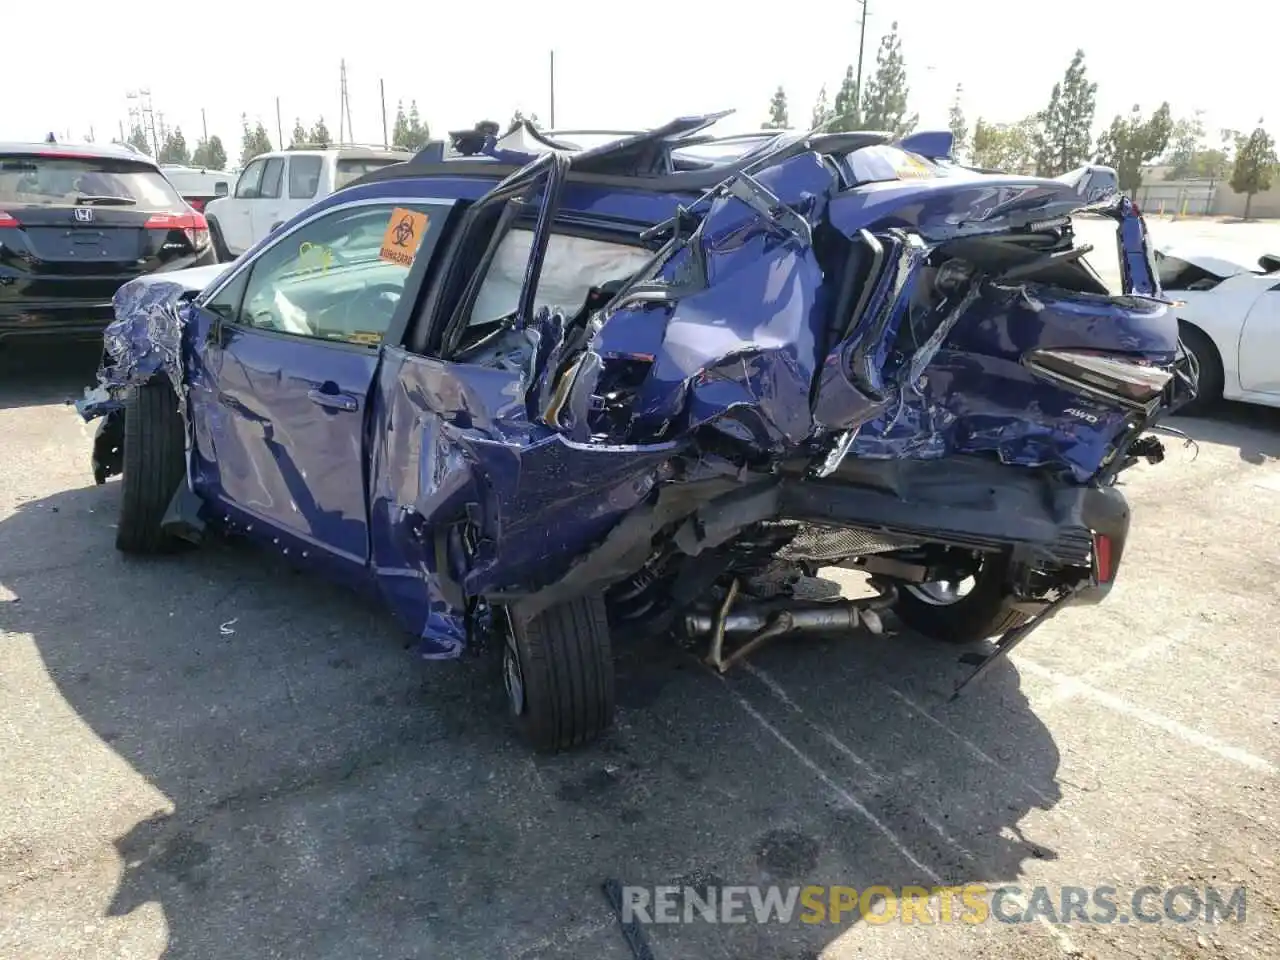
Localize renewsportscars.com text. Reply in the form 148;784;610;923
620;884;1247;926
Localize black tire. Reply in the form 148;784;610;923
502;594;616;752
116;380;186;554
891;553;1030;645
207;217;233;263
1177;321;1223;416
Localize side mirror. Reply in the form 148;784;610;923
214;182;229;198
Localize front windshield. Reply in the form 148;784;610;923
0;154;183;209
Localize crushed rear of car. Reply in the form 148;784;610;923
77;116;1196;751
0;142;215;343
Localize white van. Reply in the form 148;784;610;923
203;145;411;259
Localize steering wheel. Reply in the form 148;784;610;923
340;282;403;333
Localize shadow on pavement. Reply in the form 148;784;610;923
2;477;1065;960
1169;404;1280;465
0;340;103;411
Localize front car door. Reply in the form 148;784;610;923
249;156;287;246
1237;278;1280;397
185;196;450;572
224;157;266;254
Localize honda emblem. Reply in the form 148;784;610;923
74;207;94;223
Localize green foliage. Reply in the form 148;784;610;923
859;22;917;137
158;127;190;166
308;117;332;148
1093;102;1173;193
239;114;273;166
829;66;861;133
764;86;789;129
1034;49;1097;176
288;118;307;149
191;135;227;170
126;124;151;157
810;84;835;131
971;116;1038;174
948;84;968;161
392;100;431;151
1230;124;1278;219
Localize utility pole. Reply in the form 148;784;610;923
338;60;353;144
380;79;388;148
275;97;283;149
201;108;208;143
854;0;870;113
549;50;556;128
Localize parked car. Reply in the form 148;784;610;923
0;141;215;343
76;115;1191;751
160;164;237;213
203;145;411;260
1154;245;1280;412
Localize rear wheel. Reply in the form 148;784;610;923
502;595;616;752
1178;322;1223;416
116;380;186;554
891;553;1030;644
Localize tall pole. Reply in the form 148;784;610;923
201;108;208;143
549;50;556;128
854;0;869;115
275;98;283;149
380;79;388;148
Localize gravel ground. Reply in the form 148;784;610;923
1;218;1278;959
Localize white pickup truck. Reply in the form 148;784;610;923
204;145;411;260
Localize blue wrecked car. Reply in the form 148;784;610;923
77;114;1194;751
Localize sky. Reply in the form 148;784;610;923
5;0;1276;163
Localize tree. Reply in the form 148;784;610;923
860;22;917;137
1093;102;1173;193
829;65;861;133
971;116;1038;174
191;135;227;170
810;84;835;131
1230;124;1278;220
125;124;151;156
308;116;332;148
948;84;969;162
288;118;308;149
1033;49;1097;176
391;100;431;151
762;86;789;130
239;114;273;166
509;108;541;129
158;127;190;166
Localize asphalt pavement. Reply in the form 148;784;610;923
1;218;1279;959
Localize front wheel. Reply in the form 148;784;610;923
891;553;1030;644
502;594;616;752
115;380;186;554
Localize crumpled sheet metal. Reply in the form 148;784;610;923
76;276;196;421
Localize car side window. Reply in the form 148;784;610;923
466;227;650;328
235;160;265;199
288;155;323;199
231;202;447;346
260;158;284;200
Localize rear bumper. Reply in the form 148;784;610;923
778;457;1129;603
0;301;114;341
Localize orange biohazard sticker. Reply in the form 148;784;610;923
379;207;429;267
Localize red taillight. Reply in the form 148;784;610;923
1092;533;1114;583
0;210;19;227
146;211;210;253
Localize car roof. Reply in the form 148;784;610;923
0;141;161;167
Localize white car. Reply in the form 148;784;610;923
1157;246;1280;412
203;145;410;260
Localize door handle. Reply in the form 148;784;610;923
307;388;359;412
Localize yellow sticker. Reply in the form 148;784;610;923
348;331;383;345
297;241;333;273
379;207;429;267
894;153;935;180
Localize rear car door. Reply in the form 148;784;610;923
0;148;212;340
185;197;450;571
1237;279;1280;396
